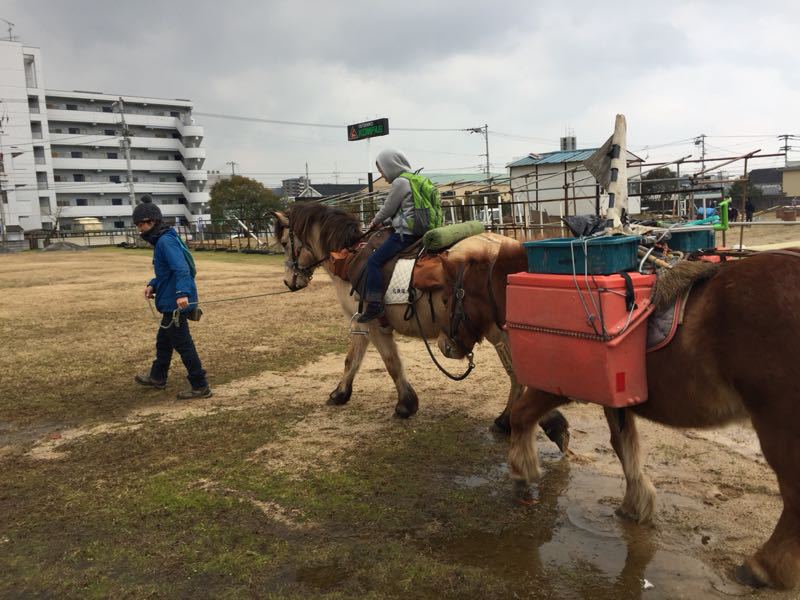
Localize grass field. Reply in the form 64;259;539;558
0;244;795;599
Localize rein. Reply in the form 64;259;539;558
284;220;374;286
411;294;475;381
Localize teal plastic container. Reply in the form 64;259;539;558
523;235;641;275
667;228;715;252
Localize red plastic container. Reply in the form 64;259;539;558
506;272;656;407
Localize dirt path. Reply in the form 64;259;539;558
20;331;787;597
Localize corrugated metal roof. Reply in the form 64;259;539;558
507;148;643;168
423;172;503;185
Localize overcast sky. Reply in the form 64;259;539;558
3;0;799;185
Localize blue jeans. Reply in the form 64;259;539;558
150;312;208;388
364;233;420;303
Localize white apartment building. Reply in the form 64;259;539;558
0;40;209;242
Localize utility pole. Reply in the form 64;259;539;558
113;97;136;206
0;115;7;244
226;161;238;176
467;124;491;187
694;134;706;174
779;134;795;167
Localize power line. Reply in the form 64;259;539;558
194;110;469;132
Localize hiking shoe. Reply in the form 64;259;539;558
134;374;167;389
176;386;213;400
357;303;385;323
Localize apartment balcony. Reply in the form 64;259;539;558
48;134;205;162
186;191;210;204
46;110;204;138
51;157;207;182
60;204;193;219
54;181;187;195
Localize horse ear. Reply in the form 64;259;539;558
270;211;289;226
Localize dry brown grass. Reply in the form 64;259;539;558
0;248;345;427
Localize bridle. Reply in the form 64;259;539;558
284;223;329;290
442;262;483;358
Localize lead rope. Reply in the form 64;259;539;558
410;293;475;381
146;289;292;327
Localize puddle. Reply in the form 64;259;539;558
433;464;749;599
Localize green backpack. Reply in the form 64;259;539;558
398;172;443;236
176;235;197;278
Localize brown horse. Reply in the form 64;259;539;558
270;202;568;448
442;243;800;590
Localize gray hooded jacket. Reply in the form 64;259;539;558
371;149;415;237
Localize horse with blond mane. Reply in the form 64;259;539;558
271;202;569;450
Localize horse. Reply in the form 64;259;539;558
440;243;800;590
270;202;568;450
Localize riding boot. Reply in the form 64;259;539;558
357;302;385;323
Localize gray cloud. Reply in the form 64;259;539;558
3;0;799;182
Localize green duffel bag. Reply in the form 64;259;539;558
422;220;485;252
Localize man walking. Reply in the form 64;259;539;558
133;199;211;399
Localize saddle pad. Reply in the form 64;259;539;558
384;258;416;305
646;287;690;352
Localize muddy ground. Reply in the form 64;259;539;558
0;229;797;598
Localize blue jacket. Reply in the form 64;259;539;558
148;228;198;313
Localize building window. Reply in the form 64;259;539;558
68;127;80;135
133;177;139;182
109;175;121;183
66;104;78;111
107;152;118;159
102;106;113;113
113;221;125;228
53;175;62;182
104;129;115;136
112;198;123;206
158;155;168;160
73;174;85;182
170;111;180;118
51;128;63;134
76;198;88;206
71;151;83;158
61;224;72;231
159;177;166;182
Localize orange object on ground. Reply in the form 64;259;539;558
506;272;656;407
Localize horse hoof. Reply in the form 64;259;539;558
327;386;352;406
491;414;511;435
614;505;639;522
733;563;768;589
393;404;416;419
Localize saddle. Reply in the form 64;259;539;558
328;229;448;301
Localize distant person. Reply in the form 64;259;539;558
745;199;755;222
357;148;441;323
729;204;739;222
133;199;211;399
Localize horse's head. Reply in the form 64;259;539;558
272;210;318;291
437;241;528;359
437;258;493;360
272;204;363;292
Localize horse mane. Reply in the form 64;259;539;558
652;260;720;311
285;202;362;254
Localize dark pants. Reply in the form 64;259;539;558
364;232;420;303
150;312;208;388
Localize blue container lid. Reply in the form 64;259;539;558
523;235;641;248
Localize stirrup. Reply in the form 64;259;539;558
349;313;369;336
